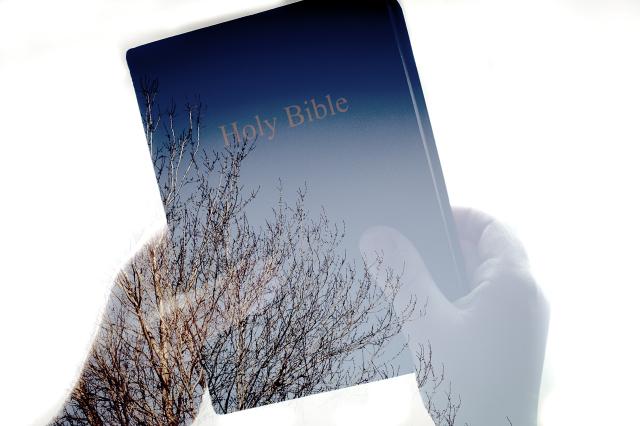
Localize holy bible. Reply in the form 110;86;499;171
126;0;467;416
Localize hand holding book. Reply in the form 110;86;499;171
360;208;549;426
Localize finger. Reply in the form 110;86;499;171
453;207;530;291
452;207;496;246
359;226;456;333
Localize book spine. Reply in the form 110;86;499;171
385;0;469;301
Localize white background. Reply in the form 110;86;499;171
1;0;639;424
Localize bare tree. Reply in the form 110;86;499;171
202;190;411;413
53;79;257;425
415;343;463;426
52;80;424;425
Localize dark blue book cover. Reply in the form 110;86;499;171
127;0;466;298
54;0;467;422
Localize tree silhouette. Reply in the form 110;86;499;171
52;81;429;425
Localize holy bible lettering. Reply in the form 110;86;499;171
218;95;349;146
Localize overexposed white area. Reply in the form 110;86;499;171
0;0;638;425
401;0;640;424
192;374;432;426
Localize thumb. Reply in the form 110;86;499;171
358;226;456;338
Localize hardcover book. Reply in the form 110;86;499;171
123;0;465;419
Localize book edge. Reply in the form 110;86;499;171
385;0;469;301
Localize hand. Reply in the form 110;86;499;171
359;208;549;426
